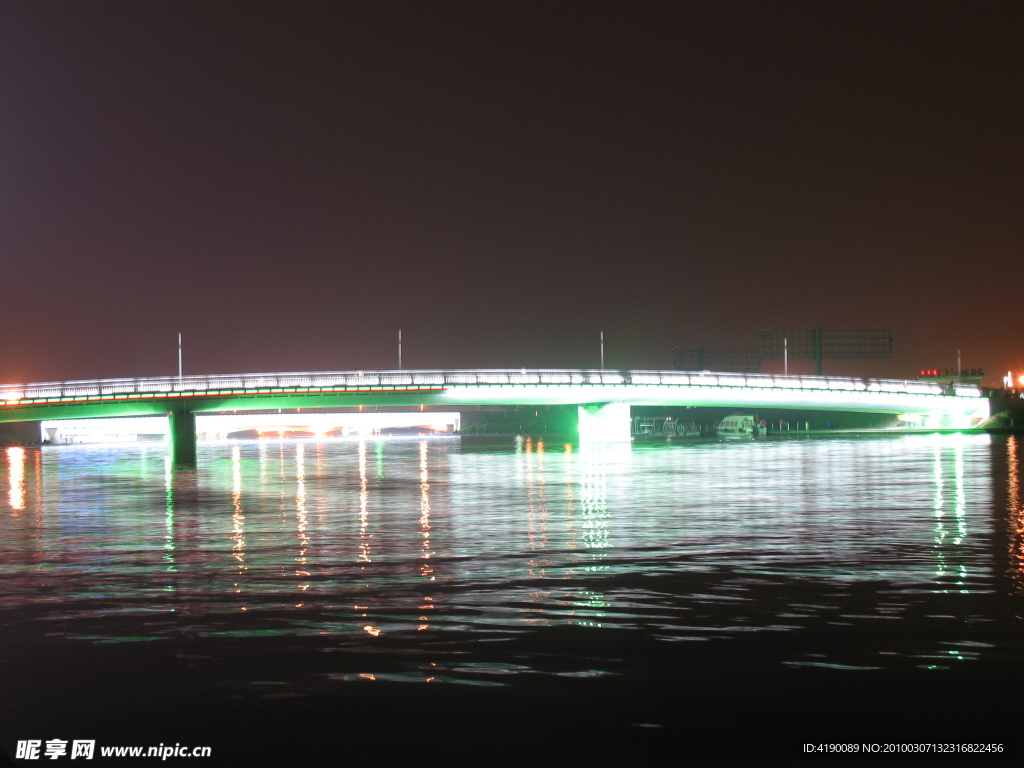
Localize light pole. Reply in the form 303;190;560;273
600;331;605;369
178;333;182;385
398;329;403;370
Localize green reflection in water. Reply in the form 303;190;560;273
163;456;177;575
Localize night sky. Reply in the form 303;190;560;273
2;1;1021;385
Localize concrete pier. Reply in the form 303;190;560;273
578;402;632;442
168;407;196;464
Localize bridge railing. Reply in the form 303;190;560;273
0;369;983;402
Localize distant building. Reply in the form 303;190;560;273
917;368;985;386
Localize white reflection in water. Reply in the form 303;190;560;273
357;440;370;564
932;434;969;589
525;437;549;568
578;443;611;554
562;443;578;553
7;446;25;511
231;445;246;570
419;440;433;579
295;443;309;571
1009;436;1023;592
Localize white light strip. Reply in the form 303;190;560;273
0;369;983;401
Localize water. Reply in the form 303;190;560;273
2;434;1022;765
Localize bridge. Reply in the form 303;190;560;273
0;368;990;462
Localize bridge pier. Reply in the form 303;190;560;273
578;403;632;442
0;420;42;445
168;407;197;464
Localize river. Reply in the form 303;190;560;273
1;433;1021;765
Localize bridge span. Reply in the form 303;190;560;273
0;369;990;462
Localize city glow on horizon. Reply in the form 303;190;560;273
38;412;462;443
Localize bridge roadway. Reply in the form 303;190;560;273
0;368;991;462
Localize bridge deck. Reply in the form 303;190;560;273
0;368;983;402
0;368;988;426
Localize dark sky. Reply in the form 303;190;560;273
2;1;1021;385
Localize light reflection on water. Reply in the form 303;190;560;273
1;433;1022;685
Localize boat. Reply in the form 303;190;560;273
716;413;766;437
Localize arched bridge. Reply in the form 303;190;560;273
0;368;990;462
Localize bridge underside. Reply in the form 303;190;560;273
0;381;991;463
